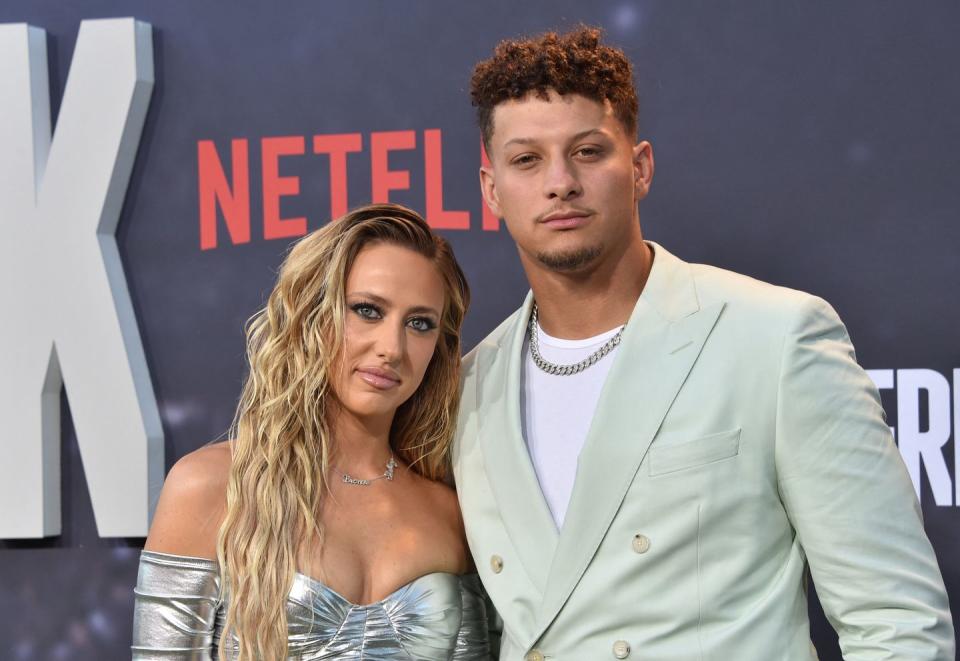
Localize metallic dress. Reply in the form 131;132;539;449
132;550;490;660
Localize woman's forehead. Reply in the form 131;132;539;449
346;243;445;311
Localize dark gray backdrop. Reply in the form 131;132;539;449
1;2;957;659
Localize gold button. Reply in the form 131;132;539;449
490;554;504;573
613;639;631;658
632;533;651;554
525;650;545;661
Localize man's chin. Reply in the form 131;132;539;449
535;245;602;272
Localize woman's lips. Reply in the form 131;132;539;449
356;368;401;390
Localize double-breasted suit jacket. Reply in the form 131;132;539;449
452;243;953;660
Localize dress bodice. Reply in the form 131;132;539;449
132;550;490;660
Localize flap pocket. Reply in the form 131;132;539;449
648;428;741;476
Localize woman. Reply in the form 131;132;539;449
132;204;486;659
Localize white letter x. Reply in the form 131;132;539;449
0;18;163;538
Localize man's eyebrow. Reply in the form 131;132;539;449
502;128;610;150
502;137;537;149
347;291;440;317
570;128;610;142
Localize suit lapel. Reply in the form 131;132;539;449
477;292;559;593
533;244;725;638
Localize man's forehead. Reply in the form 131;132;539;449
490;93;618;145
494;90;612;116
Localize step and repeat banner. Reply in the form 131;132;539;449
1;2;957;659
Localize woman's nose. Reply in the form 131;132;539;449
374;321;405;362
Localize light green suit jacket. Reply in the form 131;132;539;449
452;243;953;660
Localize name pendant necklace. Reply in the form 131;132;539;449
340;455;397;486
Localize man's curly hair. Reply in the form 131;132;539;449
471;26;639;151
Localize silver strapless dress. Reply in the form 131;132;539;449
132;550;490;660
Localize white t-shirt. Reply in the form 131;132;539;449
521;322;623;529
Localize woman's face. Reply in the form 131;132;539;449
332;241;446;427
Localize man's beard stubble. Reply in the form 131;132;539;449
535;244;602;272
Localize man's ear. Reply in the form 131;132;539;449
633;140;655;201
479;165;502;218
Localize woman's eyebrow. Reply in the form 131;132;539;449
348;291;439;317
406;305;441;317
347;291;389;306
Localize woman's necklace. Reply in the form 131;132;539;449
340;455;397;486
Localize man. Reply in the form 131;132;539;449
452;27;953;660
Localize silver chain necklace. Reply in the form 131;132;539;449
528;303;625;376
340;455;397;486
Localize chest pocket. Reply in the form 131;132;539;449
647;427;741;476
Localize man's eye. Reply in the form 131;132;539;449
576;146;602;158
408;317;437;332
512;154;539;167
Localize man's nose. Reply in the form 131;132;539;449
543;157;582;200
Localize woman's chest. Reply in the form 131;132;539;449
305;497;466;605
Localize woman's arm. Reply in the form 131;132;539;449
133;443;232;659
144;442;230;558
132;550;222;660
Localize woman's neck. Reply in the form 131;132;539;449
330;409;394;473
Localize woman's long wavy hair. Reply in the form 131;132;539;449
215;204;470;660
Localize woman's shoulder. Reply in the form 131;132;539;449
143;441;233;560
408;472;471;570
416;472;462;522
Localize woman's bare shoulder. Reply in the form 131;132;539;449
143;441;233;560
413;474;471;567
427;477;462;521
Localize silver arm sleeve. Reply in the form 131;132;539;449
131;550;222;660
452;574;493;660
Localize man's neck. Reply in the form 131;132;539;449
525;238;653;340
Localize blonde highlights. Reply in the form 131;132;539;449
215;204;469;659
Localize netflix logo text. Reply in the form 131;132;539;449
198;130;498;250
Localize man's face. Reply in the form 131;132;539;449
481;90;653;274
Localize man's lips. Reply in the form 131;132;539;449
355;367;401;390
539;210;592;229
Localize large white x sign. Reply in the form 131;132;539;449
0;18;163;538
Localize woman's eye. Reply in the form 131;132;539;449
351;303;382;320
407;317;437;332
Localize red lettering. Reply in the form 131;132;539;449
423;129;469;230
198;139;250;250
480;140;500;231
313;133;362;220
262;136;307;240
371;130;416;203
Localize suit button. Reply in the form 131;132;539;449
525;650;545;661
490;555;504;574
613;639;631;658
632;533;651;554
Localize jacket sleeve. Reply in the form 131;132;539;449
131;550;222;660
774;296;954;660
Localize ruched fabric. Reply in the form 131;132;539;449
132;550;490;660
